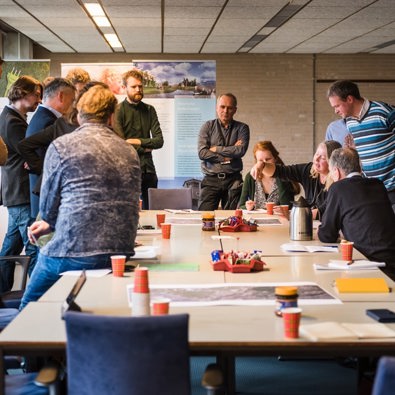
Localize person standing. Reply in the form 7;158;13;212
25;78;76;219
115;69;164;210
0;76;42;292
0;56;4;79
318;148;395;278
327;80;395;211
325;119;350;146
0;57;7;164
65;67;91;95
198;93;250;210
20;85;141;308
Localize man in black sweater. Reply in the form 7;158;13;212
318;148;395;279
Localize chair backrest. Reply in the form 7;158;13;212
372;356;395;395
148;188;193;210
65;312;191;395
0;256;31;308
183;179;201;210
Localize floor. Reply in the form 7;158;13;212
191;356;364;395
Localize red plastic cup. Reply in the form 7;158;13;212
266;202;275;215
111;255;126;277
280;205;289;219
282;307;302;339
156;213;166;228
234;209;243;218
341;241;354;262
133;267;149;293
151;298;170;315
161;223;171;239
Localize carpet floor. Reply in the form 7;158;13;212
191;356;360;395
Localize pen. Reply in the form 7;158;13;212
27;226;39;246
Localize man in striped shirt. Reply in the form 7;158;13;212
327;80;395;212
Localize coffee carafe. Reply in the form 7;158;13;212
290;196;312;241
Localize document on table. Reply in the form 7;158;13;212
281;243;339;253
242;209;267;214
136;228;162;235
164;209;201;214
131;246;159;259
253;218;282;225
300;321;395;341
314;260;386;271
60;269;111;277
167;217;202;225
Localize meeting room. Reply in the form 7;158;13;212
0;1;395;395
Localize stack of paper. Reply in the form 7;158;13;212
164;209;200;214
314;260;386;271
300;321;395;341
281;243;338;253
131;246;159;259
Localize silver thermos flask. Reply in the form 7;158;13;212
290;196;313;241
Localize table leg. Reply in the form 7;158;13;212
216;353;235;395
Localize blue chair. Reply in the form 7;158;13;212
372;356;395;395
64;312;222;395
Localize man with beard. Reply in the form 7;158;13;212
115;69;164;209
0;76;42;292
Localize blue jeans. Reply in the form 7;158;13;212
0;308;19;330
19;253;114;310
0;204;37;292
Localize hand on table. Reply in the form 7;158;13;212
245;200;255;211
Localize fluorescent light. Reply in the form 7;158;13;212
93;16;111;27
84;3;105;17
104;33;122;48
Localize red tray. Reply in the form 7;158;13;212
218;223;258;232
211;258;265;273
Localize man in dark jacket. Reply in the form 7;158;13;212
115;69;164;210
318;148;395;279
0;75;42;292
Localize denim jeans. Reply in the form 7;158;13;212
0;204;37;292
19;253;114;310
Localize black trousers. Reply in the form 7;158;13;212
141;173;158;210
198;173;243;211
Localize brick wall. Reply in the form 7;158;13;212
36;49;395;175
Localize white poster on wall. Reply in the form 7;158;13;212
61;61;216;180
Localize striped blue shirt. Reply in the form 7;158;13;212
346;101;395;192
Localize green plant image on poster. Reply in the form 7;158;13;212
0;60;50;97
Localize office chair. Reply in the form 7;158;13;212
64;312;222;395
183;179;202;210
148;188;193;210
371;356;395;395
0;256;31;308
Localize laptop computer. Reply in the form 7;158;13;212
61;270;87;319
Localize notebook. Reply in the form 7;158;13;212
334;278;390;293
300;321;395;341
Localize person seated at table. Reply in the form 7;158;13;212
250;140;341;220
239;140;299;210
19;85;141;309
318;147;395;278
